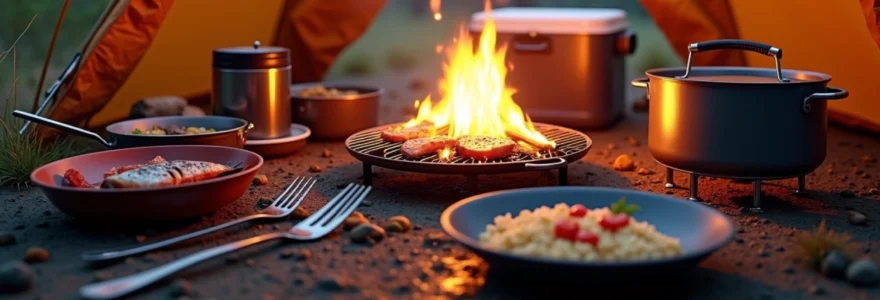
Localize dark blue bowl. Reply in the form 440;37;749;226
441;187;735;278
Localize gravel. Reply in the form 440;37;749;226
0;261;33;293
821;250;850;278
845;259;880;286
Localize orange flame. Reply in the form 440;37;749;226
430;0;442;21
406;0;554;149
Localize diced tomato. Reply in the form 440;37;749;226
554;220;579;241
575;230;599;247
599;214;630;232
63;169;91;188
569;204;588;218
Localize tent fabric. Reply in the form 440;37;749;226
639;0;880;134
39;0;173;140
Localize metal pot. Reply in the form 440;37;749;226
631;40;848;178
290;83;381;140
13;110;252;149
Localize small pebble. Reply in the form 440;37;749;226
848;211;868;226
612;154;635;171
735;238;745;244
0;261;33;293
169;279;192;297
309;165;323;173
625;136;640;146
869;188;879;195
361;200;374;207
775;246;785;252
845;258;880;286
292;207;311;219
257;197;274;209
388;216;412;232
252;175;269;186
606;143;616;150
336;183;348;189
135;235;147;243
317;275;350;291
757;249;770;257
636;167;653;175
23;247;49;263
343;215;369;230
862;154;877;163
322;149;333;158
295;249;311;261
783;266;795;274
807;284;825;295
821;250;849;278
350;224;386;244
279;248;296;259
840;190;856;198
0;232;15;246
384;222;405;233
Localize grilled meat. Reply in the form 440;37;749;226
104;156;167;178
401;136;458;159
456;136;516;160
101;160;234;189
63;169;95;188
381;124;435;143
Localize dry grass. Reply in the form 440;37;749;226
794;219;858;269
1;17;84;189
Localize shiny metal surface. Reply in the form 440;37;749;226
213;66;292;140
290;84;380;140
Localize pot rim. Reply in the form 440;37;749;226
645;66;832;86
290;82;383;101
106;115;250;138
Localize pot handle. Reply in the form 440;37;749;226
678;39;789;83
12;110;114;148
524;157;567;170
631;77;649;89
802;86;848;113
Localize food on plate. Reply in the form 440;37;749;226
62;156;237;189
401;136;458;159
131;125;216;135
381;124;435;143
456;136;516;160
296;85;358;97
479;198;683;261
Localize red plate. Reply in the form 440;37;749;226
30;145;263;221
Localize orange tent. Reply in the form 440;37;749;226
29;0;386;138
641;0;880;134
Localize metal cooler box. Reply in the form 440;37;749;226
469;8;636;128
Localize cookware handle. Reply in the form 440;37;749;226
524;157;566;170
631;77;649;89
512;33;551;53
802;86;848;113
679;39;789;83
12;110;114;148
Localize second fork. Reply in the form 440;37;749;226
81;176;316;262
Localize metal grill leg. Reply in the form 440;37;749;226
688;173;699;201
750;180;763;213
558;166;568;186
794;175;806;195
665;168;675;188
363;164;372;186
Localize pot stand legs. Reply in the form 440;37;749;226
795;175;807;195
559;166;569;186
751;180;763;213
665;168;675;188
362;164;373;186
664;166;809;212
689;173;700;201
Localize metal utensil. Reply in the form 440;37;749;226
80;183;371;300
81;176;316;262
290;83;381;140
13;110;252;149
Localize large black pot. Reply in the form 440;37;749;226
14;110;252;149
631;40;848;178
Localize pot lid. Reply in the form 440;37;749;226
213;41;290;69
647;67;831;85
469;8;628;35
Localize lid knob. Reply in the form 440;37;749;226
253;40;261;49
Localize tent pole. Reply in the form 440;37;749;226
31;0;72;113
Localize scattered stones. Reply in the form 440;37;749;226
821;250;849;278
23;247;49;264
0;232;15;246
279;248;297;259
349;224;386;244
343;212;369;230
862;155;877;163
309;165;323;173
292;207;311;219
257;197;274;209
848;211;868;226
0;261;33;293
252;175;269;186
757;249;770;257
840;190;856;198
783;266;795;274
869;188;879;195
625;136;640;146
606;143;617;150
612;154;635;171
388;216;412;232
294;249;311;261
169;279;193;297
424;232;450;246
807;284;825;296
317;275;352;291
636;167;654;175
361;200;374;207
322;149;333;158
384;222;405;233
845;259;880;286
775;246;785;252
135;235;147;243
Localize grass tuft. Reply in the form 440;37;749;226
793;219;858;269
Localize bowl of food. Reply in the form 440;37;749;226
30;145;263;221
441;187;735;278
290;83;382;140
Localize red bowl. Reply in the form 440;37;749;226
31;145;263;221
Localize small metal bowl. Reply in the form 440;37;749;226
290;83;382;141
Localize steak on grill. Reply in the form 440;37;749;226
381;124;435;143
456;136;516;160
401;136;458;159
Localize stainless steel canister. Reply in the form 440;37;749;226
213;41;291;139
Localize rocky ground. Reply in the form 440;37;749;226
1;74;879;299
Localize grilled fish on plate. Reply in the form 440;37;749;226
100;160;235;189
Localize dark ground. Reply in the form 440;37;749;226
1;77;880;299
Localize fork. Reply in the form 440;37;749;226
80;183;371;300
81;176;316;262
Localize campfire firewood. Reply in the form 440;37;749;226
505;130;556;150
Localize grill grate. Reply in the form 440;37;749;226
345;123;592;186
347;124;586;164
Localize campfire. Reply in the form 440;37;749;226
385;0;556;162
